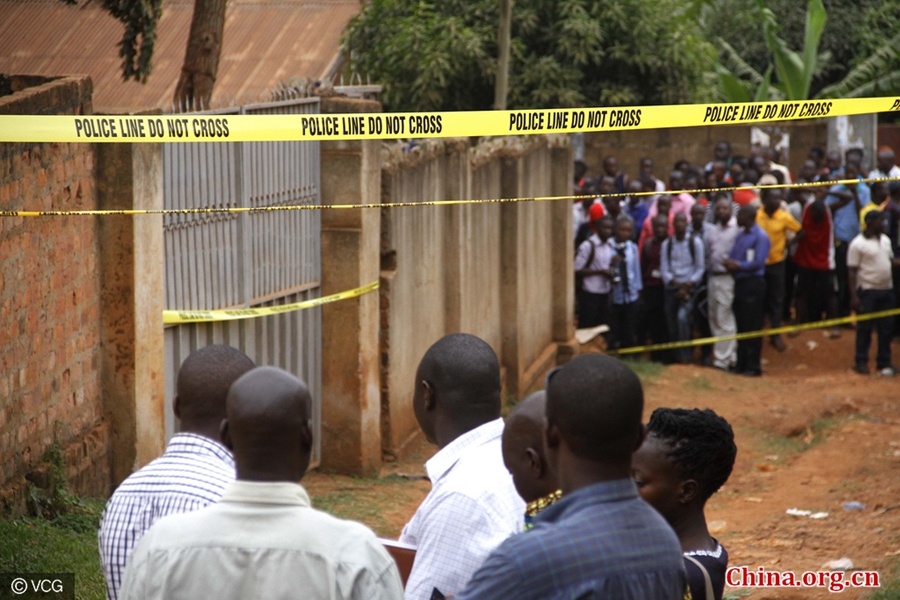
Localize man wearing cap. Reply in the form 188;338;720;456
575;210;616;329
848;211;900;376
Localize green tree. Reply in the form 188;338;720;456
342;0;718;112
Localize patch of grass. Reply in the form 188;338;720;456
620;359;665;382
0;499;106;600
687;376;714;390
309;474;423;538
752;417;846;460
867;559;900;599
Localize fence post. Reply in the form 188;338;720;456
95;142;166;486
550;146;578;361
319;97;383;476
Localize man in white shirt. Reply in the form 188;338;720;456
399;334;524;600
705;198;740;371
98;345;255;600
848;211;900;376
120;366;404;600
869;148;900;182
574;215;616;329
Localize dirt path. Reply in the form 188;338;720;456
305;330;900;599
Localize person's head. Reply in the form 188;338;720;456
826;150;842;172
846;147;864;167
603;155;618;177
877;148;896;174
222;366;313;482
632;408;737;525
737;204;757;230
809;197;827;223
770;169;785;185
669;170;684;191
704;171;718;190
690;203;705;228
673;212;688;238
502;391;558;504
845;160;860;180
602;194;621;218
574;160;587;182
730;163;744;185
808;146;825;168
544;355;644;492
652;215;669;241
413;334;501;448
762;187;783;214
743;168;760;186
714;196;732;224
626;179;644;206
683;173;699;193
799;159;817;182
674;159;690;173
597;216;614;241
614;218;633;243
865;210;885;237
175;345;256;439
872;181;889;204
752;154;769;174
599;175;616;195
711;161;727;183
714;141;731;162
640;157;654;175
656;194;672;216
638;172;655;193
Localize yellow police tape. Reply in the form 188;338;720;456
610;308;900;356
162;280;378;324
4;177;900;218
2;97;899;143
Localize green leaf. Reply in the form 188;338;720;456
817;30;900;98
714;63;750;102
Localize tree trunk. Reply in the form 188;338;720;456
174;0;227;111
494;0;513;110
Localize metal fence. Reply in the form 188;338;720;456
162;95;322;465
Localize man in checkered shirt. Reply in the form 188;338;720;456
399;334;525;600
97;345;255;600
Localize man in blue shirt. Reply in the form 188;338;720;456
724;206;771;377
455;355;686;600
826;161;870;317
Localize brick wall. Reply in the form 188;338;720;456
0;76;110;514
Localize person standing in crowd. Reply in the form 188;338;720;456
501;391;561;531
691;203;714;366
610;218;643;350
641;157;667;192
119;367;404;600
575;214;615;329
639;194;675;252
870;148;900;181
808;146;827;175
661;213;706;364
706;197;740;372
848;212;899;376
625;179;650;239
574;160;589;194
455;355;686;600
827;161;871;317
400;334;524;600
793;186;840;337
724;206;771;377
632;408;737;600
704;141;732;173
99;345;255;600
847;148;867;175
734;168;760;207
573;196;600;243
756;188;804;351
668;170;697;216
603;155;629;193
826;150;843;175
641;215;672;362
764;147;792;184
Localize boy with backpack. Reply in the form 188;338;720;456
660;213;705;363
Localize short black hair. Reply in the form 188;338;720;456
419;333;501;418
546;355;643;462
177;345;256;424
647;408;737;501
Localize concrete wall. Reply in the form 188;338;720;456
584;121;828;181
0;76;110;512
380;138;576;459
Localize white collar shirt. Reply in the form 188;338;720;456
119;480;404;600
574;234;615;294
399;418;524;600
707;218;739;274
869;165;900;182
98;433;235;600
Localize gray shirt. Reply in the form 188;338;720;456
120;480;404;600
707;219;739;274
660;235;706;286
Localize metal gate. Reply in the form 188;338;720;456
162;96;322;465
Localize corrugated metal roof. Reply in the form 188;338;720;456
0;0;360;112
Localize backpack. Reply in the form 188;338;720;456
665;232;698;265
575;237;598;291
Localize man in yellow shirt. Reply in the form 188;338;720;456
757;188;804;351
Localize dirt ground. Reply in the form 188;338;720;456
305;329;900;599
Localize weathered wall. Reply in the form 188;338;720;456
380;138;576;459
0;76;110;512
584;121;828;181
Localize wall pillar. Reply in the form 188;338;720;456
500;156;524;396
96;143;166;486
550;146;578;362
319;97;382;476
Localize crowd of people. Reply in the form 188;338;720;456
99;338;738;600
574;143;900;376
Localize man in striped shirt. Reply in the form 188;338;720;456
98;345;255;600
